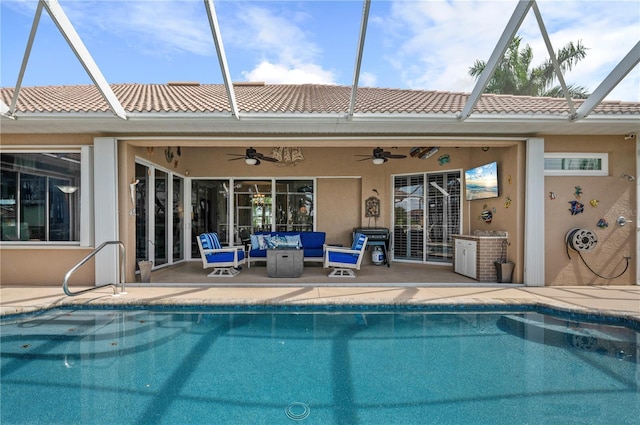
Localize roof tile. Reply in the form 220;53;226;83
1;83;639;116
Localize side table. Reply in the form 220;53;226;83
266;249;304;278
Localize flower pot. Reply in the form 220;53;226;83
138;261;153;283
494;261;514;283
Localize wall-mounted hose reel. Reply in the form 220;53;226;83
565;228;598;253
564;228;629;279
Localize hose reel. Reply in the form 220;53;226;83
565;228;598;252
564;228;629;279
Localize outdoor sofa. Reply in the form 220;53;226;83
247;231;326;266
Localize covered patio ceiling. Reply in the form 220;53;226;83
1;0;638;137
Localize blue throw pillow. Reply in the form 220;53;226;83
250;234;260;250
265;235;277;249
351;233;366;251
285;234;302;248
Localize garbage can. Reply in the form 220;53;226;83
494;261;514;283
138;261;153;283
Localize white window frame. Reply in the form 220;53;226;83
544;152;609;176
0;147;90;246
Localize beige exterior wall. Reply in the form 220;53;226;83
1;134;98;285
544;136;636;285
2;134;635;286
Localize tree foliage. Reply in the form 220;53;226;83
469;36;590;99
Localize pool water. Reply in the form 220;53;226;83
1;307;639;425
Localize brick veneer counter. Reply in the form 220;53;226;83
452;235;508;282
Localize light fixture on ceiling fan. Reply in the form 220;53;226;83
356;147;407;165
227;147;279;166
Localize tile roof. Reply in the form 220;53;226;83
1;83;639;116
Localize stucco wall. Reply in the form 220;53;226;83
1;134;97;286
544;136;636;285
5;134;634;286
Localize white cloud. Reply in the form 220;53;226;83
89;2;214;57
242;61;334;84
377;0;639;100
224;4;337;84
359;72;377;88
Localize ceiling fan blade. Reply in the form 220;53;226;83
260;156;279;162
387;154;407;159
228;156;245;161
356;157;373;162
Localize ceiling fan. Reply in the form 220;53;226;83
356;147;407;164
227;147;279;165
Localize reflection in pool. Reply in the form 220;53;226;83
1;306;638;425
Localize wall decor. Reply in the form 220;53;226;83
574;186;582;198
505;196;512;208
410;147;439;159
549;192;556;200
480;209;493;223
365;196;380;218
568;200;584;215
590;199;599;207
438;154;450;165
597;218;609;228
272;147;304;166
164;147;174;163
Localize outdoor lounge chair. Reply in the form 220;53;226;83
323;232;368;277
197;232;246;277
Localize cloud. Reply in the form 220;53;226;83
241;61;334;84
359;72;377;88
58;1;214;57
376;0;639;100
223;3;337;84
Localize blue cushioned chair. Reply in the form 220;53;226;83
323;233;368;277
197;233;246;277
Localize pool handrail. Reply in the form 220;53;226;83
63;240;126;297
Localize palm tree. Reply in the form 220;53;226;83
469;35;590;99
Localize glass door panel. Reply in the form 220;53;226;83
275;180;313;232
393;175;424;261
191;180;229;257
135;163;148;265
235;180;272;235
154;169;168;266
172;175;184;262
426;172;461;262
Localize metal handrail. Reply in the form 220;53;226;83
63;241;126;297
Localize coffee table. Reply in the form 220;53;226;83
266;249;304;278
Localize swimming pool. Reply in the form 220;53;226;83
1;305;638;425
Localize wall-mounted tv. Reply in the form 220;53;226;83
464;161;499;201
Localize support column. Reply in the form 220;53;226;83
524;138;545;286
94;137;119;285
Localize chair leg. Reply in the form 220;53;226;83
207;267;240;277
328;268;356;278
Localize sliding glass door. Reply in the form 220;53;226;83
190;179;229;257
135;161;185;270
393;171;461;263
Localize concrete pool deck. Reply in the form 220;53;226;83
1;284;639;322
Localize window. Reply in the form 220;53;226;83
544;153;608;176
1;152;81;242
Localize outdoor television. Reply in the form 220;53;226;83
464;161;499;201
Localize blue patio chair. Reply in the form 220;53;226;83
197;232;246;277
323;232;368;277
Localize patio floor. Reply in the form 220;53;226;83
1;260;638;322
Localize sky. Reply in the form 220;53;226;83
1;0;639;101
